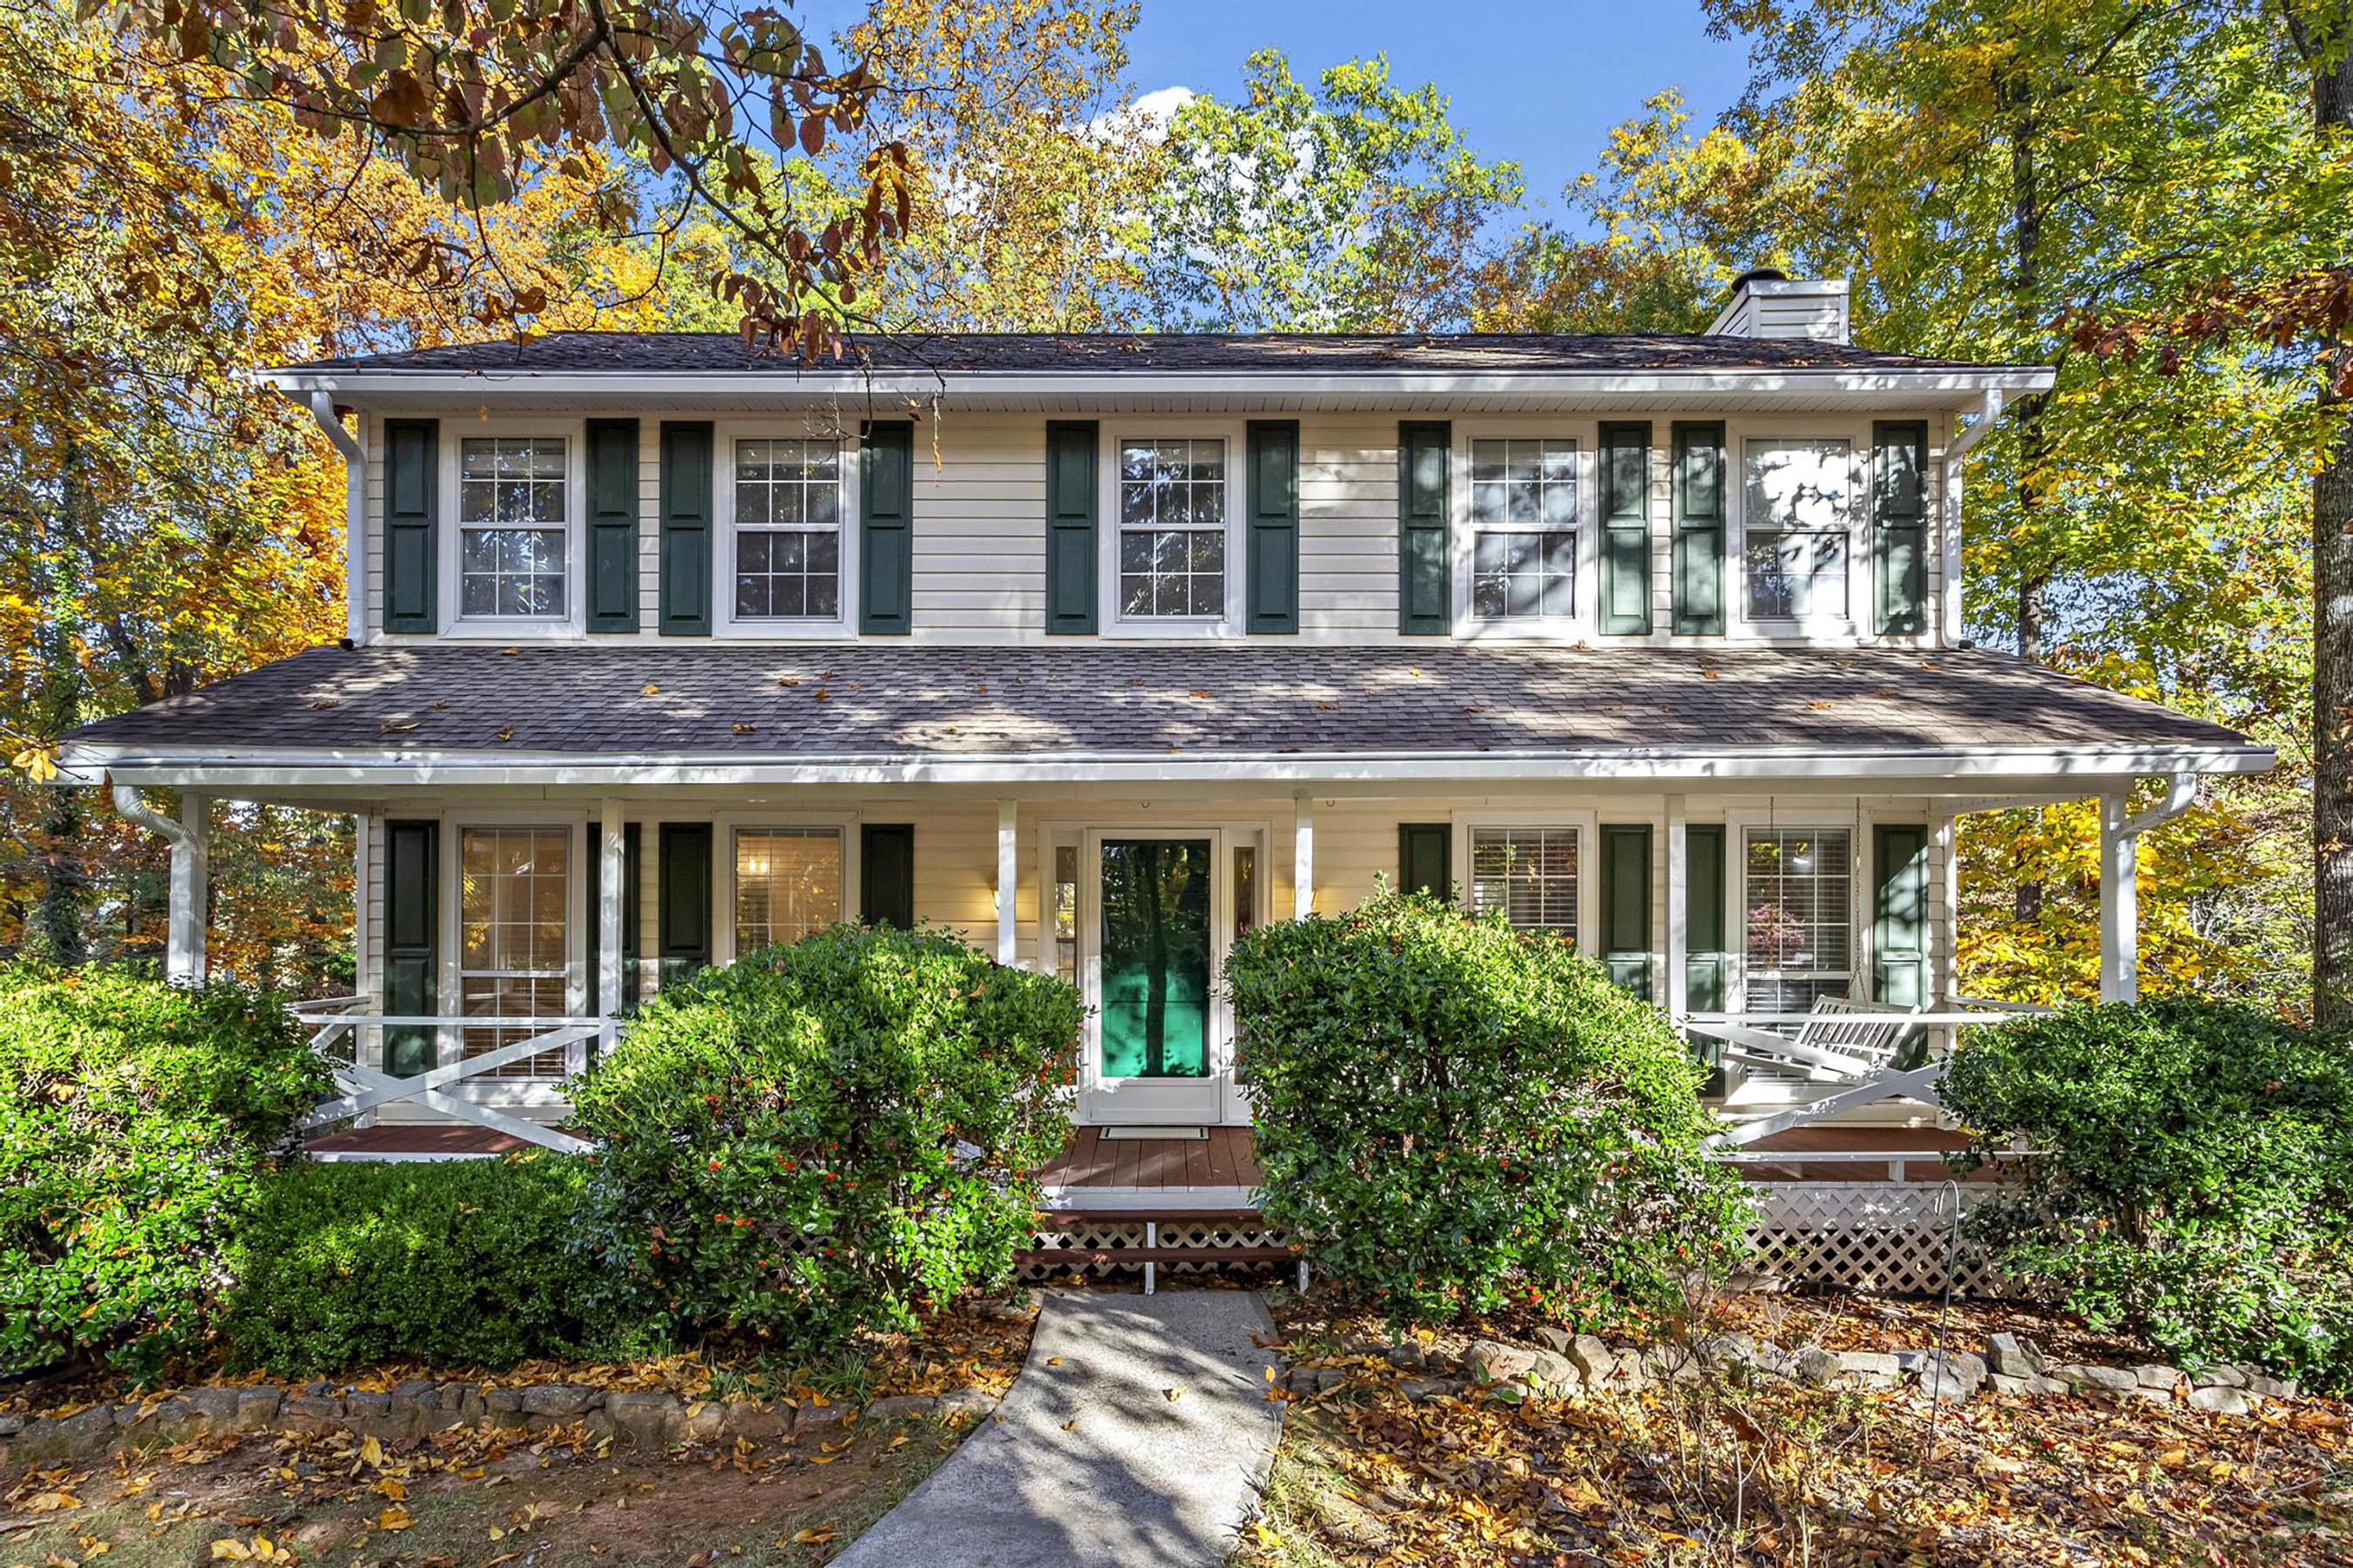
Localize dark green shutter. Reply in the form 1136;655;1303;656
860;420;915;635
862;823;916;929
584;821;643;1014
382;819;438;1078
383;419;438;634
1245;420;1300;634
659;422;713;636
1670;421;1725;635
1397;421;1450;635
1599;421;1653;634
585;418;639;632
1397;822;1451;899
656;822;712;983
1873;421;1930;635
1045;421;1098;634
1872;823;1930;1008
1685;823;1728;1014
1599;824;1653;999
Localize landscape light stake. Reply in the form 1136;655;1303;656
1918;1178;1966;1484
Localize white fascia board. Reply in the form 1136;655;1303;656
257;364;2058;409
64;740;2274;790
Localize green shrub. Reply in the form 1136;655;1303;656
1224;888;1749;1328
0;963;328;1382
569;923;1082;1355
1943;1000;2353;1388
220;1153;596;1374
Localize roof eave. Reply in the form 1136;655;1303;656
62;738;2272;790
255;364;2059;411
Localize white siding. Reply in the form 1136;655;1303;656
356;407;1962;650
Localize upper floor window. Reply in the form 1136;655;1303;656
1743;437;1854;622
733;438;842;621
1469;438;1578;620
458;437;568;619
1118;438;1227;619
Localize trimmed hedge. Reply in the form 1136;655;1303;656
569;923;1081;1355
220;1153;598;1374
1944;1000;2353;1389
1225;888;1749;1328
0;963;328;1382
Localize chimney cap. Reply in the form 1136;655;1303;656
1728;266;1789;293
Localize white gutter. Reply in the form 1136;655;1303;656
111;782;206;983
258;364;2059;409
300;391;368;646
65;740;2274;791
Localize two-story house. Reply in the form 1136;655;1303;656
55;273;2270;1212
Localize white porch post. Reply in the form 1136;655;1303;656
2098;792;2138;1004
170;792;208;984
1293;793;1315;920
997;798;1018;964
598;797;625;1051
1664;795;1688;1017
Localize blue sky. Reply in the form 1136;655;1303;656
1122;0;1753;221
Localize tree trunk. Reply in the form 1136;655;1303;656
2309;7;2353;1026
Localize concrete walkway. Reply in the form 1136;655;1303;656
834;1289;1285;1568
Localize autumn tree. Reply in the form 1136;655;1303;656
1129;50;1524;333
1482;1;2329;1010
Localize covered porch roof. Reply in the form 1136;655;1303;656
58;641;2268;795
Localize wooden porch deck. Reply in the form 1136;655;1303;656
306;1122;1974;1189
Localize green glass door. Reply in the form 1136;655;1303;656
1098;837;1213;1080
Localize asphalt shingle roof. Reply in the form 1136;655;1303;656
64;644;2249;760
278;330;2033;378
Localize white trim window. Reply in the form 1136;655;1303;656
733;827;843;952
1742;436;1855;622
1469;826;1579;938
457;437;569;619
731;438;844;622
1742;826;1853;1012
457;825;571;1078
1116;438;1228;619
1468;438;1579;620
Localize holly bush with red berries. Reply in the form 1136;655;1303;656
571;923;1081;1355
1225;887;1748;1329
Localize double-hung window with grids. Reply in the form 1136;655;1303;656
1117;438;1227;619
457;437;568;619
1468;437;1579;621
733;438;844;622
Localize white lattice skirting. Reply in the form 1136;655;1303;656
1024;1182;2002;1296
1743;1181;1998;1296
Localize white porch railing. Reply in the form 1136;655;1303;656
290;997;602;1155
1688;997;2054;1150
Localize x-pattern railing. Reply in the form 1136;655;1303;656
291;997;599;1155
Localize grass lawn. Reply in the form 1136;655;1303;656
1234;1293;2353;1566
1;1405;967;1567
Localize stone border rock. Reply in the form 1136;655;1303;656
0;1379;1001;1467
1283;1326;2302;1415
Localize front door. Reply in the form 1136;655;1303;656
1082;832;1231;1125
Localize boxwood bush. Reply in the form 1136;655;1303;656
1225;888;1749;1328
1943;1000;2353;1388
220;1153;597;1374
0;963;328;1382
569;923;1082;1355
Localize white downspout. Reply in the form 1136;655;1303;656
2098;772;2200;1004
112;781;207;983
1937;387;2005;643
304;390;368;646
